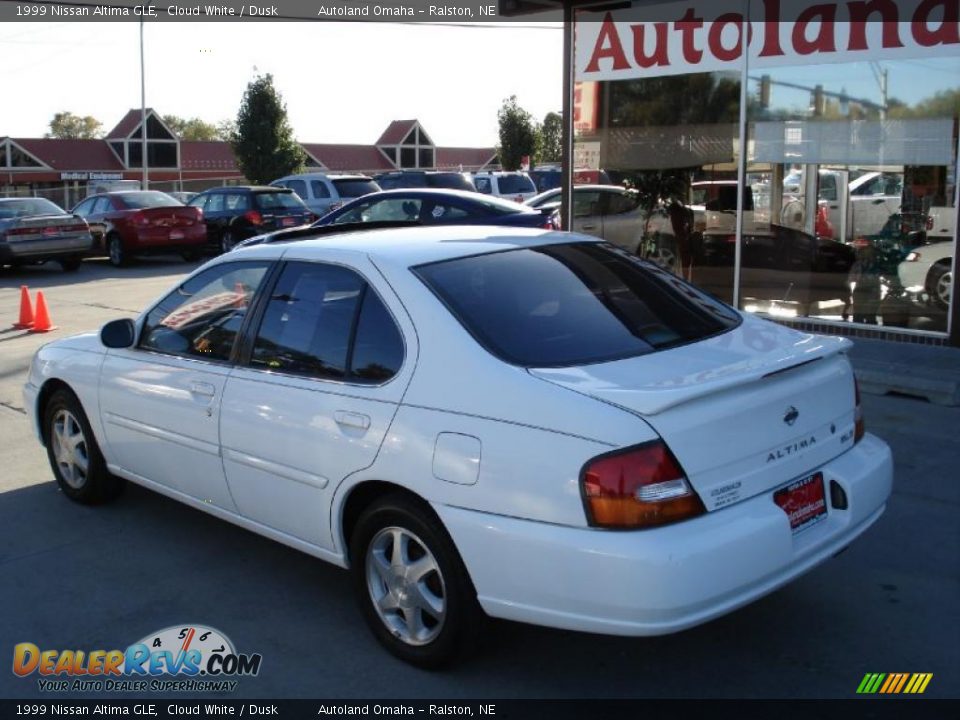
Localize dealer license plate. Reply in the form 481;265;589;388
774;472;827;534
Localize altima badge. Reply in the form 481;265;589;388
784;406;799;426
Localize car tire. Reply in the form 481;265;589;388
220;230;237;254
43;388;124;505
927;263;952;311
60;256;83;272
349;493;482;669
107;234;128;267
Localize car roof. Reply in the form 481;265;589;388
242;224;595;267
202;185;291;193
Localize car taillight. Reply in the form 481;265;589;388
581;441;706;529
193;207;204;220
905;251;920;262
243;210;263;226
131;211;150;226
6;227;32;236
854;376;865;443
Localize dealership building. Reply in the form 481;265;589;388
509;0;959;345
0;111;496;210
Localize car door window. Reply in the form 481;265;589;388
225;193;249;212
188;195;208;212
474;177;492;194
249;262;364;380
73;198;96;217
573;191;602;218
335;198;421;223
205;193;225;214
311;181;331;199
604;191;641;215
819;174;837;202
426;202;470;221
92;197;114;215
138;262;270;362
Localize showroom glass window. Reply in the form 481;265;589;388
573;0;959;338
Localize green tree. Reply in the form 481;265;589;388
162;115;225;141
45;112;103;139
231;74;306;184
540;112;562;164
497;96;541;170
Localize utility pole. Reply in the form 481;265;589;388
140;18;148;189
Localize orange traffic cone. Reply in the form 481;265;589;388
29;291;57;333
13;285;34;329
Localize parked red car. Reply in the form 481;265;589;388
71;191;207;266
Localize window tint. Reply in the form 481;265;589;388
255;191;306;210
285;180;307;199
573;191;602;218
332;179;379;198
225;193;249;211
416;243;741;367
605;190;641;215
351;290;404;383
497;174;536;194
139;262;270;362
114;191;178;209
311;181;331;199
335;198;421;224
72;198;96;216
92;197;114;214
250;263;364;379
205;193;225;213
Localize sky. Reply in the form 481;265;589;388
0;21;564;148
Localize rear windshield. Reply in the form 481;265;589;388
115;191;180;209
0;198;65;218
426;173;476;191
255;191;307;210
332;179;380;198
415;243;741;367
496;174;536;195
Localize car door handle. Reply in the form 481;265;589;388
581;224;597;231
335;411;370;431
189;381;216;398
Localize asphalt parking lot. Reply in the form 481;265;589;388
1;258;958;700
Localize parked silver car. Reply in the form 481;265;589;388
0;197;93;271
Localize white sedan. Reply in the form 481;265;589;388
898;240;954;311
24;225;893;667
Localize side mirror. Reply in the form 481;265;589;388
100;318;136;349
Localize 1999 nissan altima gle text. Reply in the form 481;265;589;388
23;225;893;667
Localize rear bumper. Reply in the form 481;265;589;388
0;236;93;262
129;224;207;249
435;433;892;636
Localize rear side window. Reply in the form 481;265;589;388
249;262;403;383
416;243;741;367
332;179;379;198
310;181;331;199
255;191;306;210
426;174;475;191
496;175;536;195
285;179;308;199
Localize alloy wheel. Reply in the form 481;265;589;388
365;526;447;646
51;409;90;489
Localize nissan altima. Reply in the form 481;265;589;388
23;225;893;667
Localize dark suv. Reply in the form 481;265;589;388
374;171;476;192
188;186;315;253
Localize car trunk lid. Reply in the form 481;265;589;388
530;318;858;510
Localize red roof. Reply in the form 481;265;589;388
302;144;396;173
180;141;239;171
436;147;497;170
106;109;157;139
376;120;417;146
12;138;123;171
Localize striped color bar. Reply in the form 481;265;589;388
857;673;933;694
